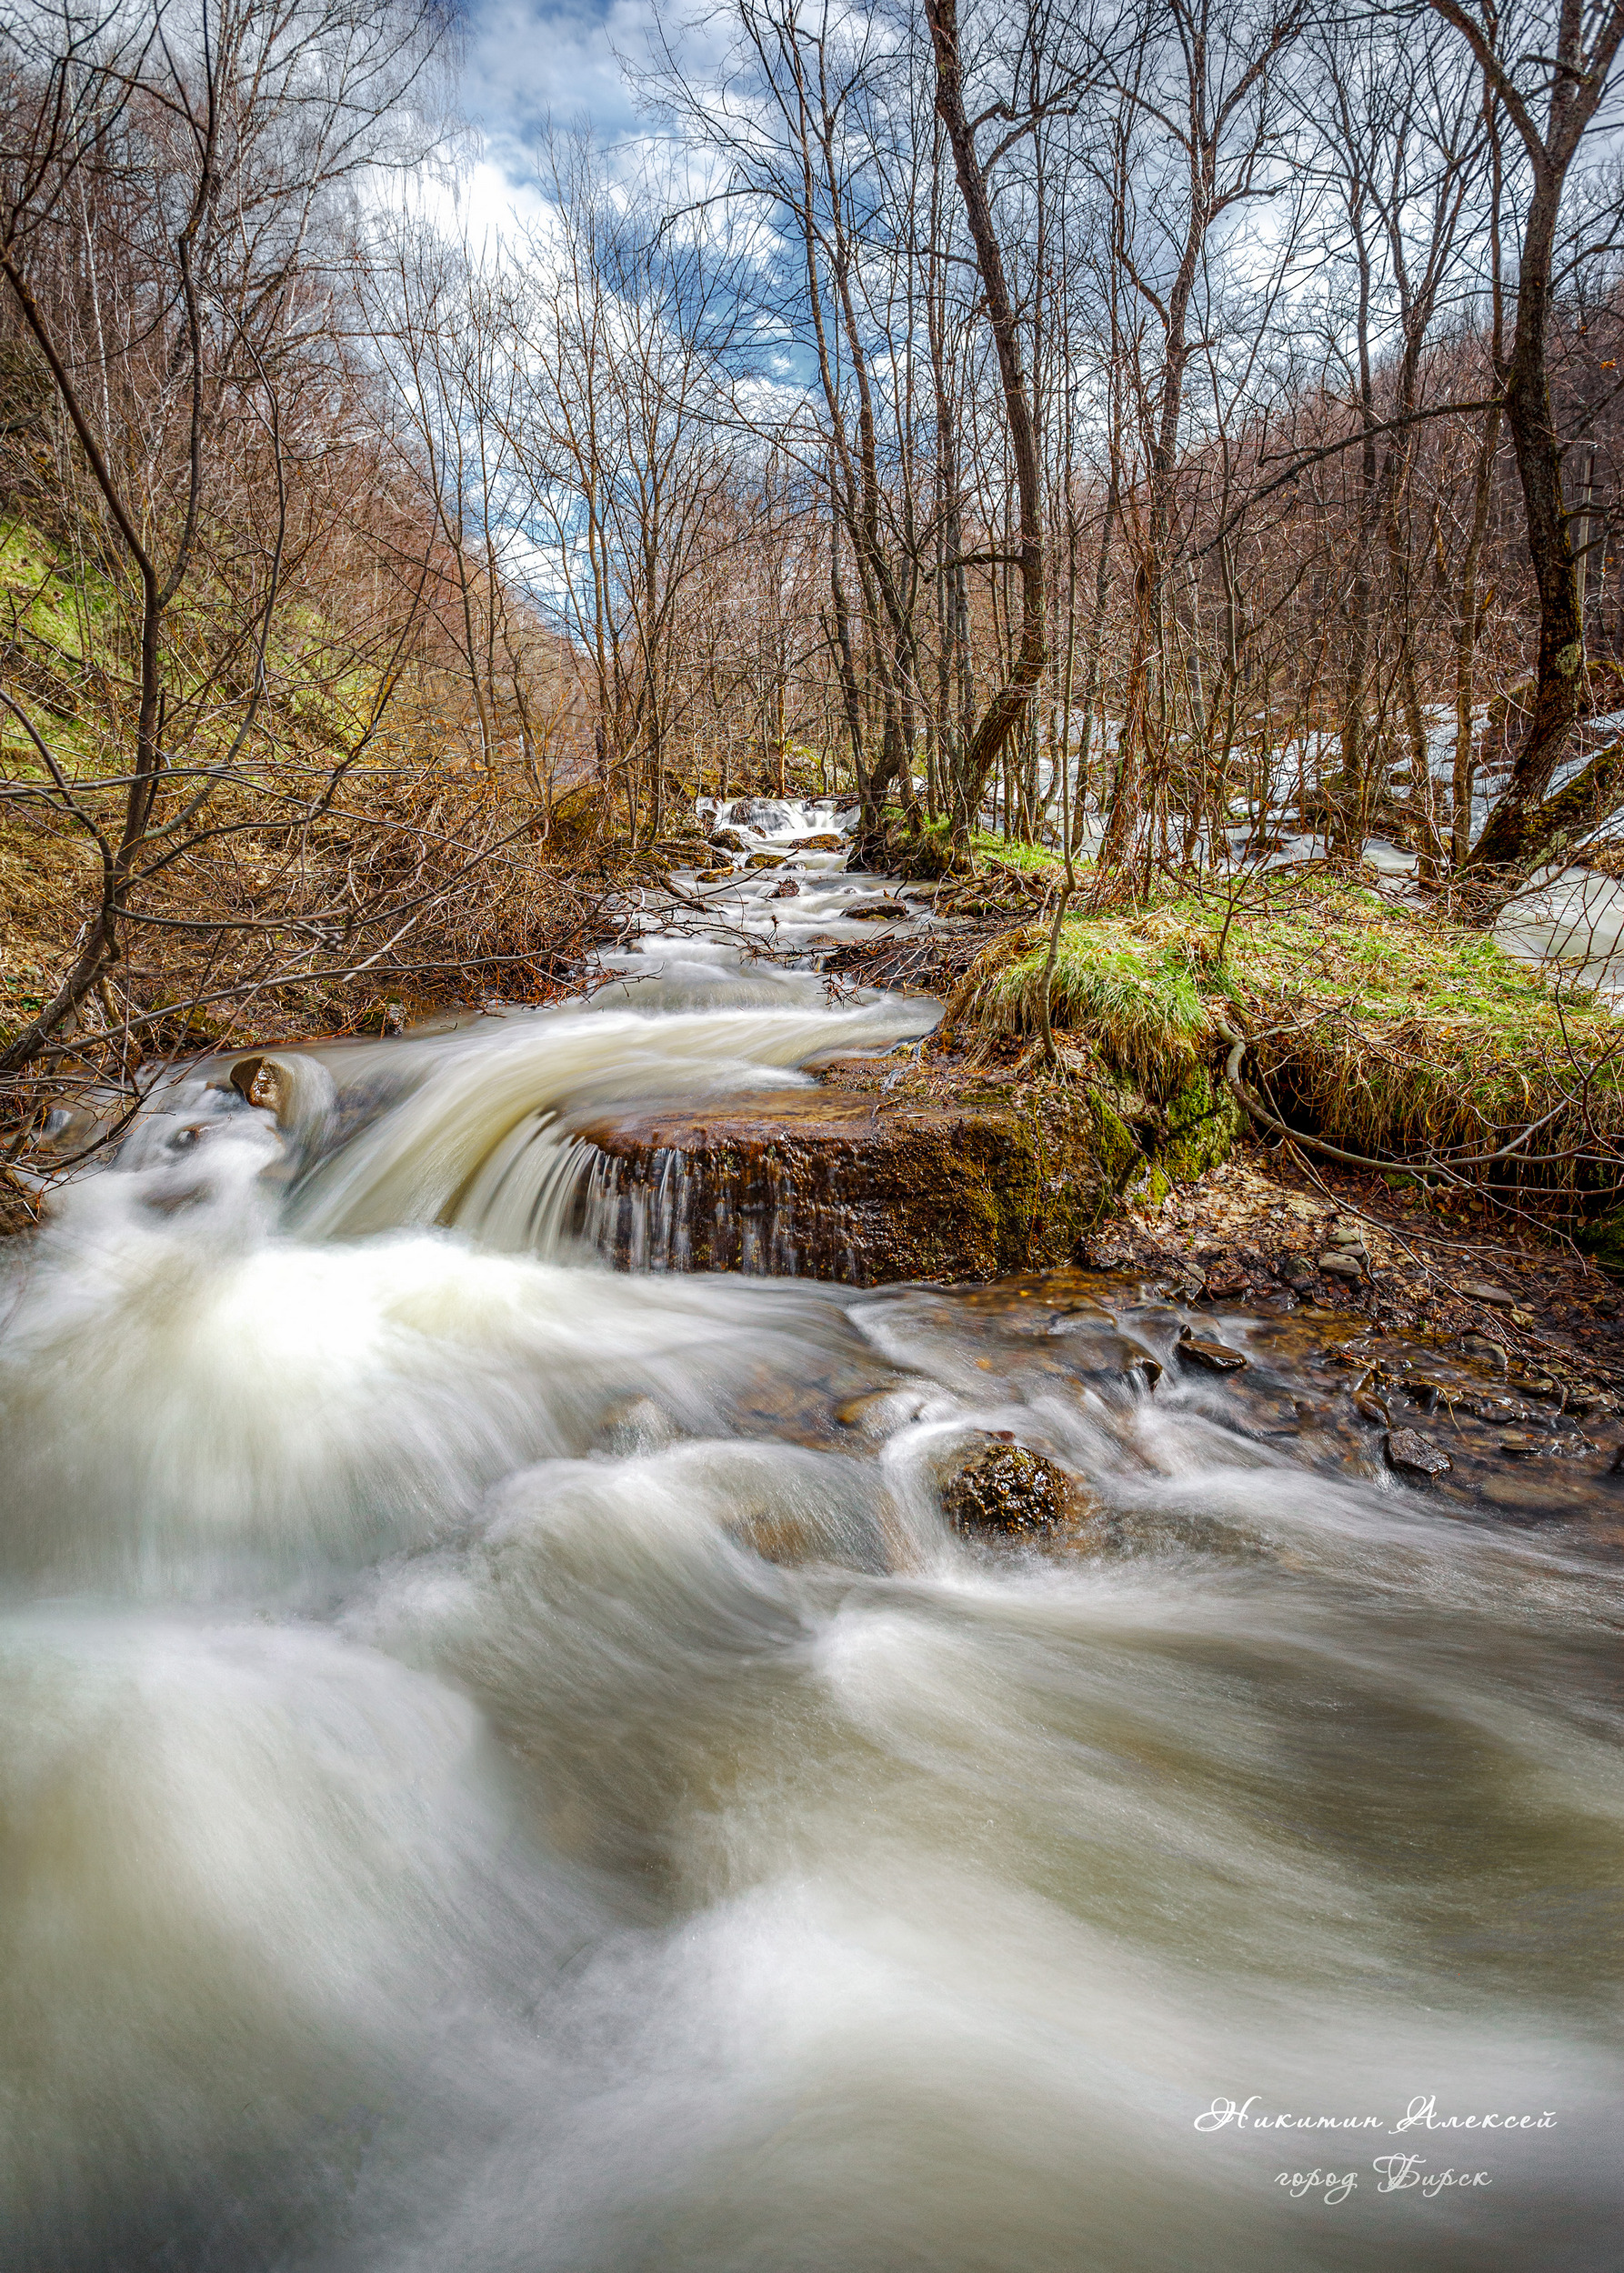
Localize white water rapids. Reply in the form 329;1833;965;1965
3;804;1621;2270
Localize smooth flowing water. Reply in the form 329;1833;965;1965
3;807;1621;2272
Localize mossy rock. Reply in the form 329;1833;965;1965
1160;1066;1243;1181
570;1084;1148;1282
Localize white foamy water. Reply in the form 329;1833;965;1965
2;897;1621;2269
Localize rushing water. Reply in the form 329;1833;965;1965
3;806;1622;2271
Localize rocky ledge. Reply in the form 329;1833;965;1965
568;1055;1238;1285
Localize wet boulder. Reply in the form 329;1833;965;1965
707;827;749;854
846;897;909;921
940;1437;1075;1537
229;1056;286;1114
746;852;787;869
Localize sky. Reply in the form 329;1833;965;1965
451;0;665;232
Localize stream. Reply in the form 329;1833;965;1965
2;802;1621;2271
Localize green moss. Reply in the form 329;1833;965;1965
1161;1066;1243;1181
949;872;1624;1207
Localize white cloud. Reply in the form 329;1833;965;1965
459;0;659;169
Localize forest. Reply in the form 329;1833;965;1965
2;0;1622;1201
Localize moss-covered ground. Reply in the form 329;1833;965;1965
947;870;1624;1213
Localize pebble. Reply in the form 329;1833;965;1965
1460;1280;1514;1307
1459;1332;1509;1374
1319;1253;1364;1281
1384;1427;1452;1481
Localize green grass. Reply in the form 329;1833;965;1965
969;831;1068;876
949;873;1624;1198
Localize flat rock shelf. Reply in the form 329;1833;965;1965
568;1085;1128;1283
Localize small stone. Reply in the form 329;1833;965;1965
229;1056;286;1116
1354;1392;1389;1425
1459;1333;1508;1374
1384;1427;1452;1482
847;897;909;920
940;1438;1076;1537
1176;1327;1248;1373
1328;1219;1366;1247
1499;1432;1547;1457
1319;1252;1364;1281
746;851;787;869
1460;1280;1515;1307
1277;1254;1317;1287
1510;1307;1535;1330
767;877;801;897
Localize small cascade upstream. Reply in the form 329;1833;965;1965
1;804;1622;2270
